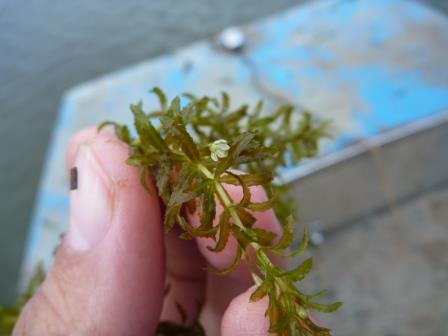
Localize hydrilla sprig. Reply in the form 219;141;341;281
0;88;340;336
98;88;341;335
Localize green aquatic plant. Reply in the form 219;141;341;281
0;89;341;336
100;88;340;335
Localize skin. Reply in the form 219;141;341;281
13;128;282;336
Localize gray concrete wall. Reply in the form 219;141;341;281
303;185;448;336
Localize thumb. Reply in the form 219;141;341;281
221;286;271;336
14;132;165;335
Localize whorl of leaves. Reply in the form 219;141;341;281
100;89;340;335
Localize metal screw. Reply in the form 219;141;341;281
310;230;325;246
308;220;325;247
218;27;246;52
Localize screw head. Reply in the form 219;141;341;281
310;230;325;246
218;27;246;52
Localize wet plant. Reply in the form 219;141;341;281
0;88;341;336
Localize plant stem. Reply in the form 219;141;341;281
197;164;244;228
197;163;279;275
198;164;292;297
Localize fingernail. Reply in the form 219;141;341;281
67;145;113;251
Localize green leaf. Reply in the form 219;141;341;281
246;198;275;212
177;215;217;239
308;290;328;300
282;257;313;282
181;101;195;124
249;279;271;302
207;209;230;252
165;170;198;221
167;190;198;207
224;105;247;123
163;97;201;162
268;215;294;252
233;146;277;166
230;225;251;249
164;205;182;232
220;172;273;186
196;96;210;114
182;92;198;102
138;166;153;194
266;298;280;330
168;165;197;202
250;228;276;247
162;165;199;231
290;226;308;258
200;184;216;229
251;116;275;128
307;301;343;313
214;245;243;276
151;87;167;111
97;121;132;144
268;309;289;333
125;154;158;167
255;247;279;273
220;92;230;114
154;162;171;204
274;104;294;122
235;207;256;228
251;100;263;119
224;171;251;206
131;102;168;152
18;263;45;307
168;96;181;116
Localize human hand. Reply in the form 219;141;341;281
13;128;283;335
